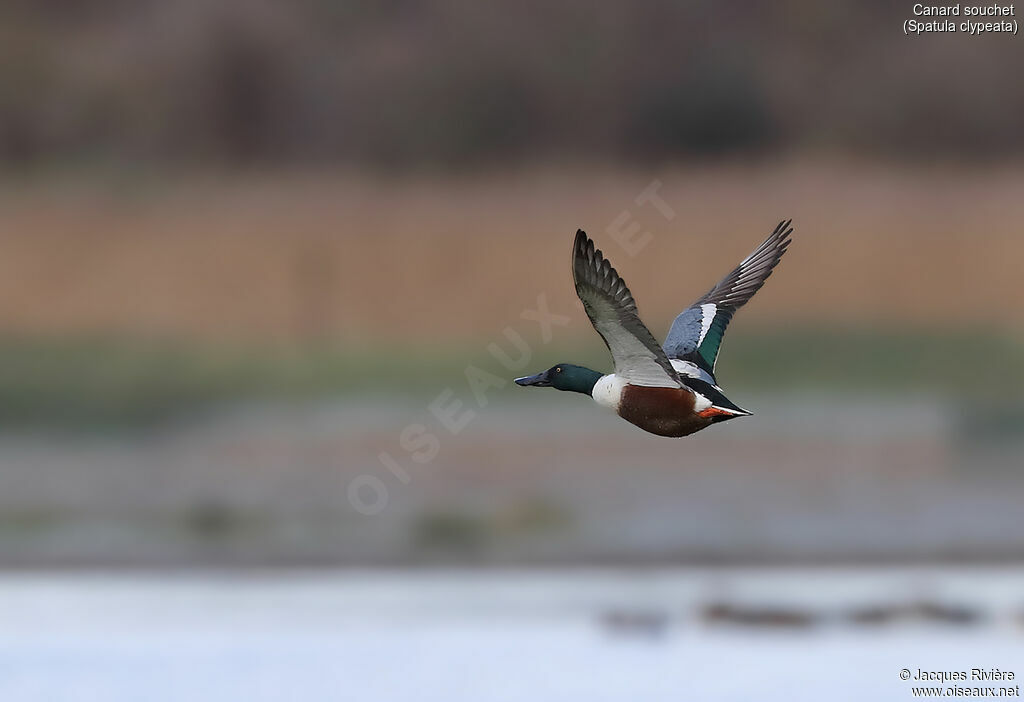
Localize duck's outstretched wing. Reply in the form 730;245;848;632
663;219;793;378
573;230;681;388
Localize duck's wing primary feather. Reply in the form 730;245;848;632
663;219;793;377
573;230;681;388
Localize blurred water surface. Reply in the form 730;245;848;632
0;395;1020;567
1;568;1023;702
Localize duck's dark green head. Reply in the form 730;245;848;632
514;363;602;395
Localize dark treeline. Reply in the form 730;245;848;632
0;0;1019;169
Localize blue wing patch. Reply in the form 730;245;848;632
662;220;792;378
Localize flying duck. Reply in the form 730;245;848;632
514;220;793;437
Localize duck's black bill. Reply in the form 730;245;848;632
514;372;551;387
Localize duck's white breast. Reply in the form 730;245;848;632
592;374;626;410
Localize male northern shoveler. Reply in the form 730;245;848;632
514;220;793;437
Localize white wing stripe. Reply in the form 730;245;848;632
698;303;716;344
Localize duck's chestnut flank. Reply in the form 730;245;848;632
618;385;706;438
